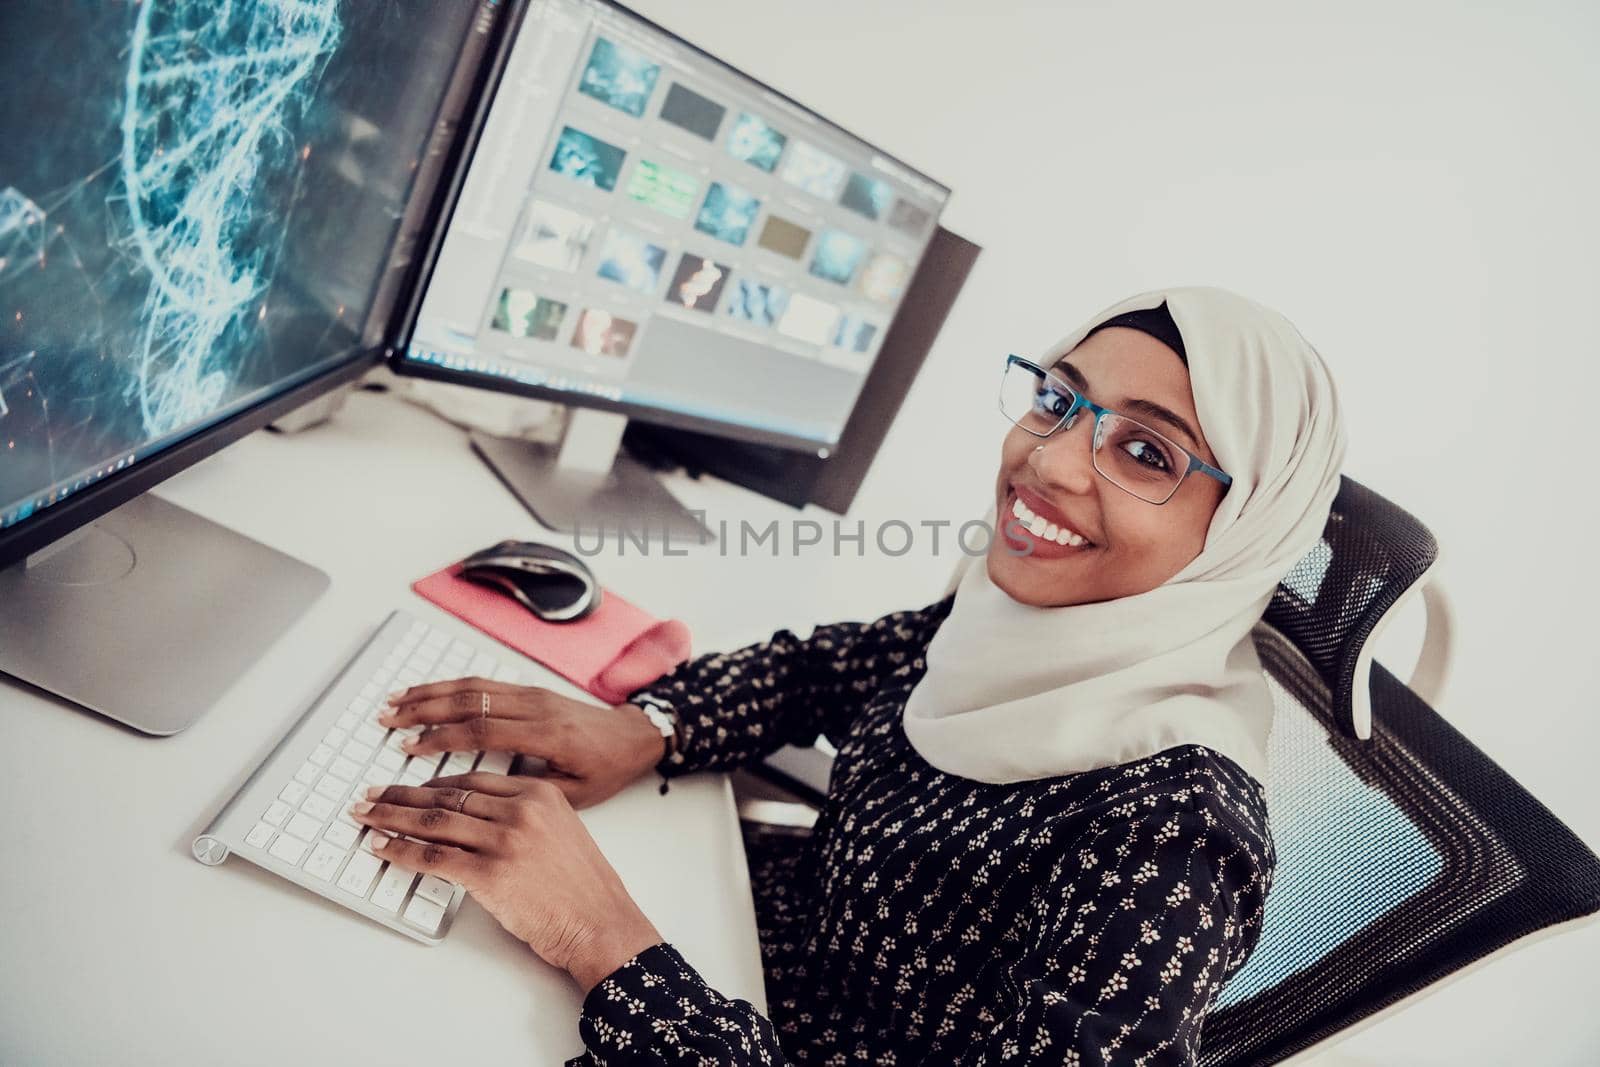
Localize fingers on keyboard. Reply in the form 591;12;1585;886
234;617;530;941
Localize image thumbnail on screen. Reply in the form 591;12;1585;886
577;37;660;117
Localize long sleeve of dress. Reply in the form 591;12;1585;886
624;597;953;777
571;942;790;1066
568;792;1271;1066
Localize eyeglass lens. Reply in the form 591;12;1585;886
999;361;1186;504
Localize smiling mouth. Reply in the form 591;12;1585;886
1006;490;1097;550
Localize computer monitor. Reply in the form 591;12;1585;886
393;0;952;540
622;224;981;514
0;1;512;733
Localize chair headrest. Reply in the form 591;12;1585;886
1261;475;1440;738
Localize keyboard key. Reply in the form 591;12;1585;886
324;822;359;849
442;751;476;776
300;792;337;822
305;841;345;882
293;761;318;786
405;754;441;775
328;756;362;783
354;723;385;747
337;851;383;898
314;774;349;802
477;751;514;775
414;874;456;908
447;640;475;662
399;769;430;788
285;812;322;843
469;652;498;676
308;743;333;767
322;726;348;749
336;711;358;731
395;669;422;688
268;834;308;866
372;865;417;913
403;894;446;935
263;800;292;827
245;822;275;849
358;683;381;703
342;740;374;764
423;630;450;650
375;748;405;772
363;763;398;788
279;782;309;807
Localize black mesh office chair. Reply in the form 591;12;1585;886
1196;475;1600;1063
743;474;1600;1064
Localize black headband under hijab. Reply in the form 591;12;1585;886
1083;300;1188;365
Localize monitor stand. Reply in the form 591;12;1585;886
470;408;712;545
0;493;329;735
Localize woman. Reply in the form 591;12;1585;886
355;286;1347;1064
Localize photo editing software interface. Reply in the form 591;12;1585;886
406;0;951;449
0;2;484;533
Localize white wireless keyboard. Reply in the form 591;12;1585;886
192;610;530;944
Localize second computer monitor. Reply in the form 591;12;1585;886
400;0;951;454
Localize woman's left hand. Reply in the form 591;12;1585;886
350;772;663;992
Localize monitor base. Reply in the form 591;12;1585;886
470;429;712;546
0;493;329;735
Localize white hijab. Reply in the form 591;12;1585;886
901;286;1348;785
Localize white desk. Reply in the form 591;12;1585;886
0;389;810;1065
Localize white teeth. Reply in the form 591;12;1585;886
1011;493;1091;547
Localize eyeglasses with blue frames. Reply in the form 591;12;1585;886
998;354;1232;505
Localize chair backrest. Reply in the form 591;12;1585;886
1260;476;1442;739
1201;475;1600;1064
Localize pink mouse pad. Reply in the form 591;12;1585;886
412;559;692;705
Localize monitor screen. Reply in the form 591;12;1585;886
0;0;485;533
402;0;950;450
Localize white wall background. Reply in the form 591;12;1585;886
622;1;1600;1063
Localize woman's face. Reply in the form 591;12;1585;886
988;327;1228;607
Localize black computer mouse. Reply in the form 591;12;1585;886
458;540;601;623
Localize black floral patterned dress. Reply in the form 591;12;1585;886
568;594;1274;1066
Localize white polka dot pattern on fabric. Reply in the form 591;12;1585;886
567;596;1274;1065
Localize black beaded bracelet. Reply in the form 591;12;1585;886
632;694;680;795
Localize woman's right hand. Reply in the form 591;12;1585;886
377;678;668;809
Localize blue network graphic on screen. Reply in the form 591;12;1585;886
0;0;477;526
119;0;341;436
